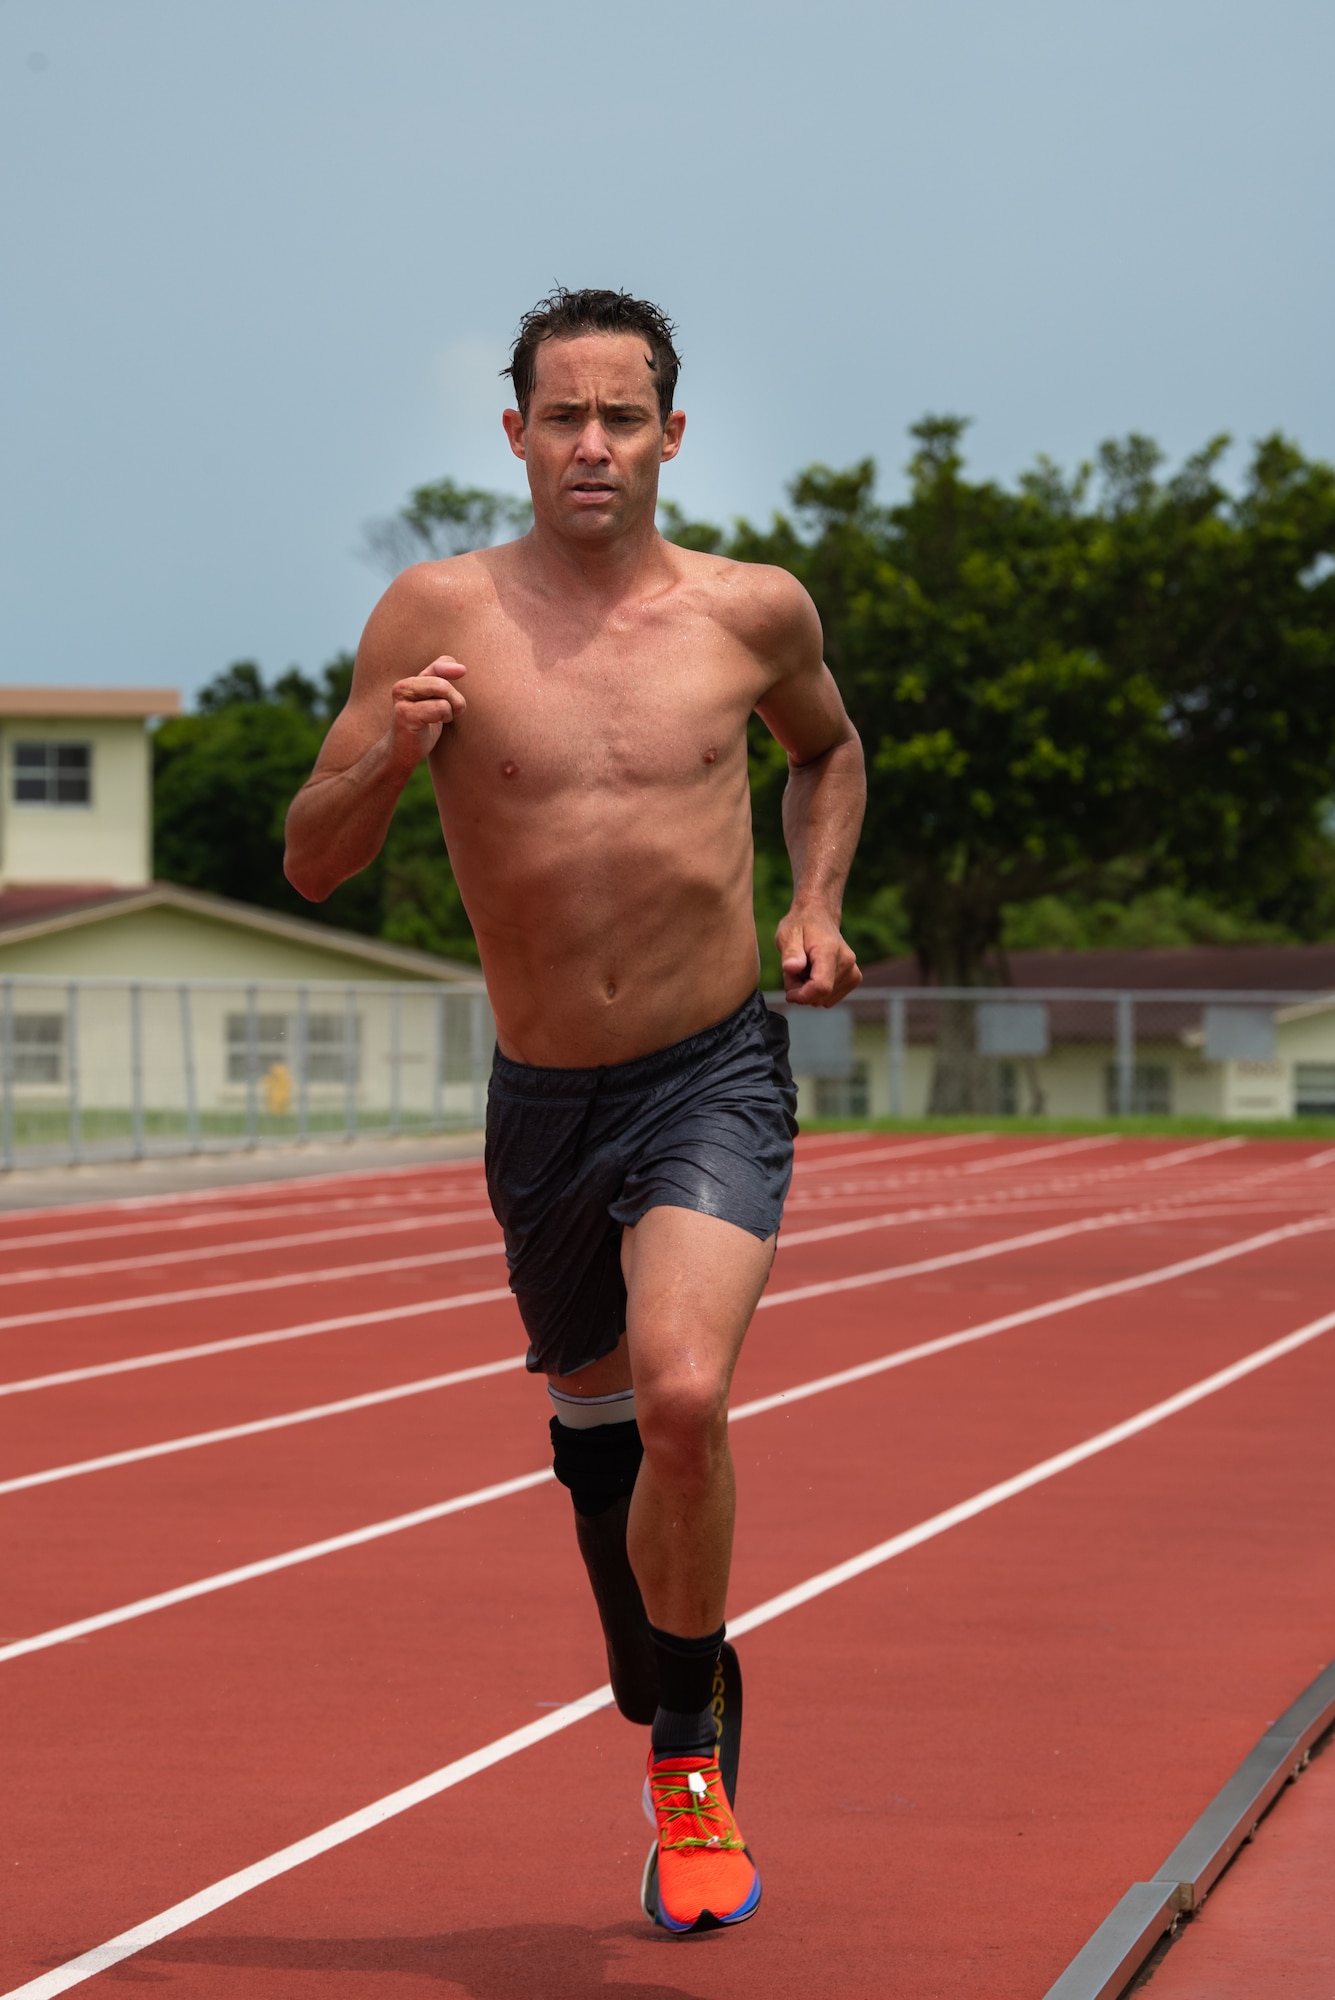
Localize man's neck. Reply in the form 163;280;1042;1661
520;510;675;608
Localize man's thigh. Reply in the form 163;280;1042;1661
620;1205;776;1397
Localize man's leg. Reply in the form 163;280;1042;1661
619;1204;774;1931
620;1204;775;1638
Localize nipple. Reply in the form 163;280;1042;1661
501;761;518;778
702;747;717;765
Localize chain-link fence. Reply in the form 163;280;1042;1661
1;976;1331;1169
767;986;1335;1124
0;977;493;1168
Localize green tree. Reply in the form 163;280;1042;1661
153;657;479;961
669;422;1335;1106
362;477;531;575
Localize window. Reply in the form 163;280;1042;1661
225;1011;359;1085
1104;1063;1172;1115
12;741;92;806
9;1013;65;1083
1294;1063;1335;1117
814;1060;870;1119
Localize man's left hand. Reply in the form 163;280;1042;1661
777;910;862;1007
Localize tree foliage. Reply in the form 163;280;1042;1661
673;422;1335;989
152;657;479;962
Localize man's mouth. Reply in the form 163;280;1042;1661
570;481;616;500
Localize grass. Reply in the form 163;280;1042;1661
800;1114;1335;1140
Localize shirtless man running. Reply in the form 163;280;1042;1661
284;287;865;1933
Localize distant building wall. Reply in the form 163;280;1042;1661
0;904;452;984
0;717;152;888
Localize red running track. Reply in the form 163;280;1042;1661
3;1133;1335;1998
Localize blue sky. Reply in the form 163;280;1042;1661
3;0;1332;701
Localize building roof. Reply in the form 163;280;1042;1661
0;687;180;719
857;943;1335;1043
0;881;480;982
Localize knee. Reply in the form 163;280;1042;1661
636;1369;729;1475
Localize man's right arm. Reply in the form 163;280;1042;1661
283;570;466;902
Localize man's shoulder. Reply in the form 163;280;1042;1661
377;548;500;618
672;546;820;665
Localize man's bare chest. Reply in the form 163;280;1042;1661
434;607;765;799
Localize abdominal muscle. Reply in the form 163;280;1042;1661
439;779;762;1068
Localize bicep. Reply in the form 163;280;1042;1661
755;630;855;769
306;576;424;779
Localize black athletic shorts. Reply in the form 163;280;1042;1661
485;990;798;1379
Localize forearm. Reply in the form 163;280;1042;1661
284;731;415;901
781;731;866;917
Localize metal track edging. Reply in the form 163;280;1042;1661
1042;1657;1335;2000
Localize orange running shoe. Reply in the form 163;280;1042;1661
640;1753;762;1933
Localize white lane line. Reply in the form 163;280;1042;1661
11;1206;1329;1657
0;1352;529;1496
0;1153;484;1231
0;1211;500;1288
5;1147;1324;1397
0;1469;555;1664
13;1303;1334;2000
0;1187;490;1260
6;1213;1329;1500
791;1132;994;1173
0;1240;505;1334
757;1211;1334;1315
0;1289;517;1398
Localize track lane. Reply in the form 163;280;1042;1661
6;1297;1334;1997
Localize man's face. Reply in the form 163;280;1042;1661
503;332;684;541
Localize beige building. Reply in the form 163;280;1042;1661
0;687;180;890
803;946;1335;1124
0;687;483;1153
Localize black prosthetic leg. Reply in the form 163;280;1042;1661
550;1415;660;1725
574;1493;660;1725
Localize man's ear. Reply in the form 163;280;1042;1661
660;409;686;464
502;408;526;460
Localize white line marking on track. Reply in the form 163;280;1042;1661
13;1300;1334;2000
0;1152;485;1229
0;1211;499;1287
0;1290;516;1398
758;1210;1335;1314
0;1240;505;1334
0;1349;527;1495
6;1205;1330;1520
0;1469;554;1663
0;1188;490;1258
10;1152;1303;1395
791;1132;994;1172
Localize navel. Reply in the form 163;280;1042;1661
605;981;617;1000
702;746;717;765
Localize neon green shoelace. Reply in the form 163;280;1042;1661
650;1764;746;1853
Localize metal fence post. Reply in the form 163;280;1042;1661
129;982;144;1159
888;994;905;1118
432;989;445;1130
389;986;402;1136
343;986;357;1141
1;981;13;1170
67;982;81;1165
178;984;200;1153
245;985;259;1147
296;985;309;1143
1116;993;1135;1117
469;992;486;1130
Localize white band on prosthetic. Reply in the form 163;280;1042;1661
548;1384;637;1430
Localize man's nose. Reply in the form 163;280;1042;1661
573;421;611;463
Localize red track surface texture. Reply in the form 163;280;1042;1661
4;1133;1334;1998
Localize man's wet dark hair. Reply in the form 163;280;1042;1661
504;287;680;426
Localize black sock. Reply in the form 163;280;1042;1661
648;1622;725;1762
